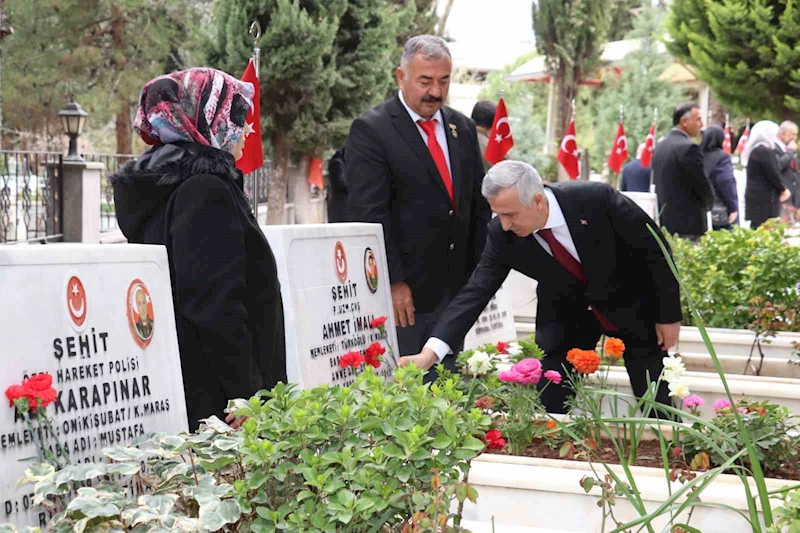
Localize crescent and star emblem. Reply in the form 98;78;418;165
494;117;512;143
560;134;578;157
616;135;628;154
66;276;87;328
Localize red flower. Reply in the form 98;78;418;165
567;349;601;375
484;429;506;450
5;384;27;407
603;337;625;359
339;352;366;369
370;316;387;329
495;341;509;354
475;396;495;409
5;373;58;411
365;342;385;368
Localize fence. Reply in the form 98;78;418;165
82;153;135;233
0;151;63;244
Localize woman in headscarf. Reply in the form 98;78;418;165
700;125;739;230
110;68;287;431
742;120;791;229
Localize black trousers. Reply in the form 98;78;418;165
537;312;672;416
396;295;460;383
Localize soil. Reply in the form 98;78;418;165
488;439;800;481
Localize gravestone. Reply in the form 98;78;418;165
262;224;399;389
463;282;517;350
0;245;188;528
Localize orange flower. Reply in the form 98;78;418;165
546;420;557;430
569;349;600;375
604;337;625;359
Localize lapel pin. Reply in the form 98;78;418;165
448;124;458;138
580;219;589;226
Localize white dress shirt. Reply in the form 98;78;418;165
398;91;453;177
424;188;580;361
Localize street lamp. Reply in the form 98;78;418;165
58;96;88;161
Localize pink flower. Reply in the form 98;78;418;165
498;369;522;383
712;399;731;411
512;358;543;385
683;394;704;408
544;370;562;384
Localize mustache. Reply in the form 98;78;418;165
421;95;442;103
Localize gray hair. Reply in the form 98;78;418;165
481;161;544;207
779;121;798;134
400;35;451;71
635;143;646;159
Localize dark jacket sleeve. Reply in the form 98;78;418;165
713;156;739;214
466;119;491;271
431;220;510;348
606;186;682;324
756;146;786;193
683;143;714;209
169;174;261;400
345;117;405;283
777;148;795;174
620;170;629;191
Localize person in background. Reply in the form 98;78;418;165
620;143;651;192
775;121;799;221
345;35;491;377
471;100;497;172
652;103;714;240
111;68;287;431
700;125;739;230
742;121;791;230
326;147;348;223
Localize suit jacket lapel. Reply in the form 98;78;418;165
548;185;598;284
441;108;462;211
389;95;452;203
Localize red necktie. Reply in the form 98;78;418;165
417;119;455;208
537;228;618;331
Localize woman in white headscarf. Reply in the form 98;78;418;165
742;120;790;229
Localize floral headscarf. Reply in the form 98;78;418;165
134;68;254;154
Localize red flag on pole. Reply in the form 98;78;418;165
557;121;580;179
722;122;732;154
607;122;628;173
736;123;750;156
485;98;514;165
307;156;324;189
640;123;656;168
236;58;264;175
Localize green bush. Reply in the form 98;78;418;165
666;225;800;330
6;367;491;533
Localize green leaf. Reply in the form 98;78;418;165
297;490;316;502
212;435;242;451
249;470;269;490
395;465;414;483
453;448;478;460
199;499;241;531
431;434;452;449
102;446;148;462
336;511;354;524
409;448;431;461
67;494;120;519
105;463;140;476
250;517;275;533
466;485;479;504
461;435;486;451
382;443;403;458
337;489;356;507
559;442;573;458
455;483;468;503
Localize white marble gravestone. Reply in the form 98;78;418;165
463;282;517;350
261;224;399;389
0;245;188;528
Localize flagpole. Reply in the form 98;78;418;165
249;21;261;79
649;107;657;193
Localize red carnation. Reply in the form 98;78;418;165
365;342;385;368
339;351;365;369
5;373;58;411
5;384;27;407
370;316;387;329
495;341;509;354
484;429;506;450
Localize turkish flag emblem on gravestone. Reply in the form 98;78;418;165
66;275;87;329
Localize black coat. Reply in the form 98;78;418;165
327;147;349;223
345;94;491;314
620;159;651;192
775;145;800;208
430;181;682;352
111;143;287;431
652;129;714;236
745;145;785;229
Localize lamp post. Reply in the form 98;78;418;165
58;96;88;161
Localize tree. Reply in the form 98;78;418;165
666;0;800;122
384;0;437;99
607;0;642;41
591;5;684;177
2;0;195;153
207;0;415;223
532;0;612;143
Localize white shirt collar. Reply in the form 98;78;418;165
776;138;787;152
398;90;444;126
537;188;566;231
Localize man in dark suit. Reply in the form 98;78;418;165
620;144;651;192
399;160;681;413
346;35;491;367
653;103;714;240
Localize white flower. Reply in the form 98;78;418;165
668;380;691;399
467;351;493;376
661;355;686;382
505;342;523;356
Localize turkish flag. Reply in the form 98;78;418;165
640;123;656;168
607;122;628;173
736;124;750;156
557;120;580;179
485;98;514;165
722;123;732;154
308;156;323;189
236;59;264;175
